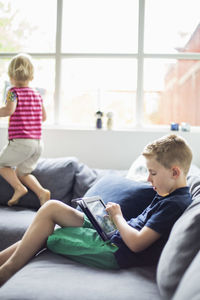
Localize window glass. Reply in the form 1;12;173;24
60;58;137;128
143;59;200;126
0;59;9;104
31;58;55;124
1;0;200;129
62;0;138;53
145;0;200;53
0;58;55;124
0;0;56;53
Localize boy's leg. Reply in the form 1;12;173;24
0;200;84;286
0;242;20;267
17;172;51;206
0;167;28;206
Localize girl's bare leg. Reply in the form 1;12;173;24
0;167;27;206
17;173;51;206
0;200;84;286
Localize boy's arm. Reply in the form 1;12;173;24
106;202;161;253
0;100;16;117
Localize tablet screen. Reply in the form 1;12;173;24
85;197;116;235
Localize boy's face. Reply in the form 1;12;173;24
145;157;175;196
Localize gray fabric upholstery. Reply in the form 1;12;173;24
157;197;200;299
187;174;200;199
0;156;161;300
0;157;79;209
0;206;36;250
72;162;99;200
0;251;160;300
84;175;156;220
1;157;200;299
172;250;200;300
32;157;78;206
72;163;127;201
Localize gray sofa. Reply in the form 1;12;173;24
0;157;200;300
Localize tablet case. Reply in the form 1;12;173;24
73;198;110;241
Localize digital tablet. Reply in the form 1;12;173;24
73;196;117;241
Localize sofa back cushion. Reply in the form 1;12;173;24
156;197;200;299
72;163;127;201
84;175;156;220
187;174;200;198
72;162;99;200
172;250;200;300
0;157;78;210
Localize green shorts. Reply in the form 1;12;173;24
47;216;119;270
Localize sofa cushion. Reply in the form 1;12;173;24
0;206;36;250
156;197;200;299
187;174;200;199
0;157;78;209
126;155;148;182
172;250;200;300
84;175;156;220
0;250;161;300
72;162;99;200
72;163;127;201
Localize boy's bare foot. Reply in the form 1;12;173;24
39;189;51;206
7;186;28;207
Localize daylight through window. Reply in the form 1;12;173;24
0;0;200;129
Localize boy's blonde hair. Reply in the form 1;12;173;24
8;53;34;82
142;134;193;175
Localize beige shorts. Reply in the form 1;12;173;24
0;139;43;175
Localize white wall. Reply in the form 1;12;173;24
0;126;199;170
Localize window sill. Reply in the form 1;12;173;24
1;121;200;133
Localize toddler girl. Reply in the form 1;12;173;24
0;53;50;206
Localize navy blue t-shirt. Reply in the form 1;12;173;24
110;187;192;268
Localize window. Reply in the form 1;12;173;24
0;0;200;129
144;59;200;126
143;0;200;127
62;0;138;53
144;0;200;54
0;0;56;53
0;0;56;125
60;58;137;128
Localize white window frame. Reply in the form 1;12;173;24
1;0;200;129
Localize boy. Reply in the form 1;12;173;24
0;134;192;286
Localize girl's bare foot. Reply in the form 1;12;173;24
7;186;28;207
39;189;51;206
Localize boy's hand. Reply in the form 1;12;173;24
106;202;123;221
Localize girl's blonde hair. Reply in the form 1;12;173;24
142;134;193;175
8;53;34;82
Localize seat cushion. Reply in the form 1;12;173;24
0;250;161;300
0;206;36;250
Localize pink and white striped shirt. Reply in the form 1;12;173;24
8;87;43;140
